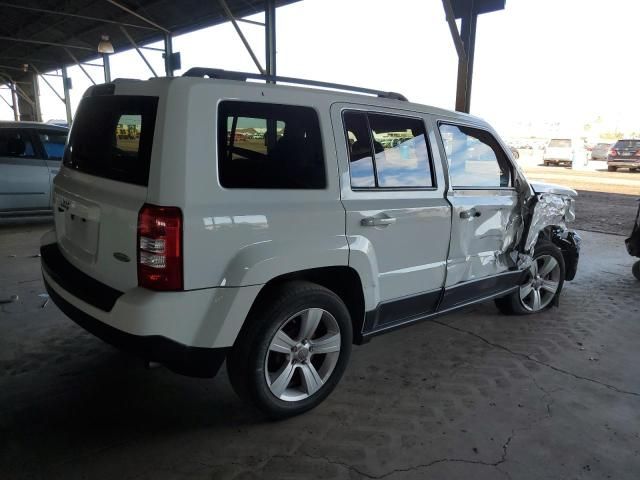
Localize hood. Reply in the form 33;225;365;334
530;181;577;198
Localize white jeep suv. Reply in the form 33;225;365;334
41;69;580;418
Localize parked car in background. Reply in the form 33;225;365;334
543;138;582;167
607;139;640;172
590;142;612;161
0;121;68;216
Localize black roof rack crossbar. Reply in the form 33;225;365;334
182;67;408;101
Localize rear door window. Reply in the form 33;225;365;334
64;96;158;186
39;131;67;160
218;101;326;189
343;111;434;189
0;129;36;158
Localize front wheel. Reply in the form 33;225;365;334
633;261;640;281
608;165;617;172
496;241;565;315
227;281;352;419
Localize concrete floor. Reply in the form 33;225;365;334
1;219;639;480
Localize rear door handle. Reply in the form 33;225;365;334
361;216;396;227
460;209;481;219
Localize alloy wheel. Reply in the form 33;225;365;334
520;254;561;312
264;308;341;402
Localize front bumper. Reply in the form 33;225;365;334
544;158;573;164
550;228;581;281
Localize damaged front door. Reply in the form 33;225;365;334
436;122;524;310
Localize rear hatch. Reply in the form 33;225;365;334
611;140;640;160
544;139;573;160
53;92;159;292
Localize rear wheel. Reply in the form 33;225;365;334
227;281;352;419
496;241;565;315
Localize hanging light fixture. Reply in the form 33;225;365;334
97;35;114;54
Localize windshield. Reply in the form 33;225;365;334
548;139;571;148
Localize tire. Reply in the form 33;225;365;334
633;261;640;281
495;240;565;315
608;166;617;172
543;161;549;166
227;281;352;419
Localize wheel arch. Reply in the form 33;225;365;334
238;266;368;345
538;225;581;281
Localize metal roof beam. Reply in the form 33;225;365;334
120;26;158;77
237;18;265;27
30;65;65;104
0;36;94;52
442;0;466;61
65;48;96;85
0;2;157;31
218;0;265;75
105;0;170;33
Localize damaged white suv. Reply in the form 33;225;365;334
41;69;580;418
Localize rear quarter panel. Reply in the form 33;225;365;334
148;80;349;290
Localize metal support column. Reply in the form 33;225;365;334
10;81;19;121
103;53;111;82
455;10;477;113
163;33;173;76
265;0;276;78
61;65;72;125
31;72;42;122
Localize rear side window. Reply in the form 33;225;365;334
0;129;36;158
64;96;158;186
439;124;511;189
614;140;640;149
343;111;434;189
218;101;325;189
39;131;67;160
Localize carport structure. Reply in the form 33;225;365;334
0;0;504;125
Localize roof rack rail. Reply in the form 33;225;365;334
182;68;408;101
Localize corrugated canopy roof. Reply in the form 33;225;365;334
0;0;299;81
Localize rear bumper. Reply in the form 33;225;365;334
43;275;228;377
607;160;640;167
41;241;262;376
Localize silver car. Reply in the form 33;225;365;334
0;121;68;216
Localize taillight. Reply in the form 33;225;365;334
137;204;183;291
609;148;618;157
635;149;640;156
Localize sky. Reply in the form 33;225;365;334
1;0;638;138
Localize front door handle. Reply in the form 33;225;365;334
460;209;481;219
361;216;397;227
